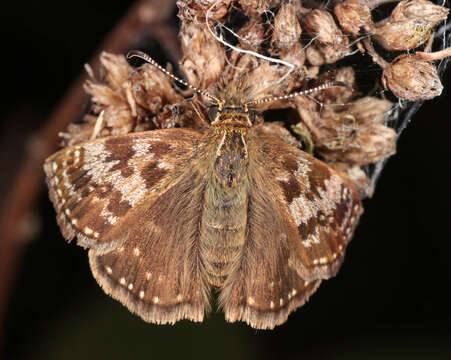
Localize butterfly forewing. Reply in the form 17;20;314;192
259;134;363;281
44;128;201;252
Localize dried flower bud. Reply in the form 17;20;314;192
179;22;226;88
177;0;232;22
373;20;434;51
319;123;396;166
237;19;266;51
303;10;350;63
305;45;325;66
334;0;373;36
349;97;393;125
238;0;281;17
303;10;345;45
129;64;184;114
270;3;302;54
314;67;356;104
331;162;374;199
373;0;448;51
382;54;443;100
279;41;306;69
391;0;448;23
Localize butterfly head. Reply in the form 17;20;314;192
208;81;257;127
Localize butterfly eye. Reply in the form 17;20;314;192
208;106;219;122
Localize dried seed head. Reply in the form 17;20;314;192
319;123;397;166
237;19;266;51
373;19;434;51
373;0;448;51
238;0;281;17
349;97;393;125
303;10;350;63
129;64;184;114
382;54;443;100
305;45;325;66
303;10;346;45
270;3;302;54
279;41;306;69
177;0;232;22
98;52;133;90
179;22;226;89
313;67;356;105
391;0;448;23
331;162;374;199
334;0;373;36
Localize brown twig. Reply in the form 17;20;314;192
0;0;178;347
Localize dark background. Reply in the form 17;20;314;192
1;1;451;359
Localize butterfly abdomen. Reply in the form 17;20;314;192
200;180;248;287
198;128;250;287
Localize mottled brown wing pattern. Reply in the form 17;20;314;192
259;133;363;281
219;167;322;329
89;167;210;324
44;128;211;324
44;128;201;253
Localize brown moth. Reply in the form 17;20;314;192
43;51;362;329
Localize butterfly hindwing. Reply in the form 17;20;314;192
219;141;322;329
89;165;211;324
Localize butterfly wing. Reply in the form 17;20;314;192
219;169;321;329
219;130;361;329
259;131;363;281
44;128;211;323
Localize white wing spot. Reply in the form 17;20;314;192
52;162;58;172
145;272;152;280
133;248;140;257
105;266;113;274
176;294;183;302
128;283;133;290
64;208;71;216
71;218;78;226
270;301;275;309
247;297;255;305
279;298;284;306
57;189;63;197
119;277;126;285
157;161;174;170
153;296;159;304
84;226;93;235
139;291;145;299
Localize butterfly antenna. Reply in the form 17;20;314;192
246;81;351;106
126;50;220;103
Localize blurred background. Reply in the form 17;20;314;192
1;1;450;359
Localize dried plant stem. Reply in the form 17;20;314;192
416;47;451;60
363;38;389;68
0;0;178;347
